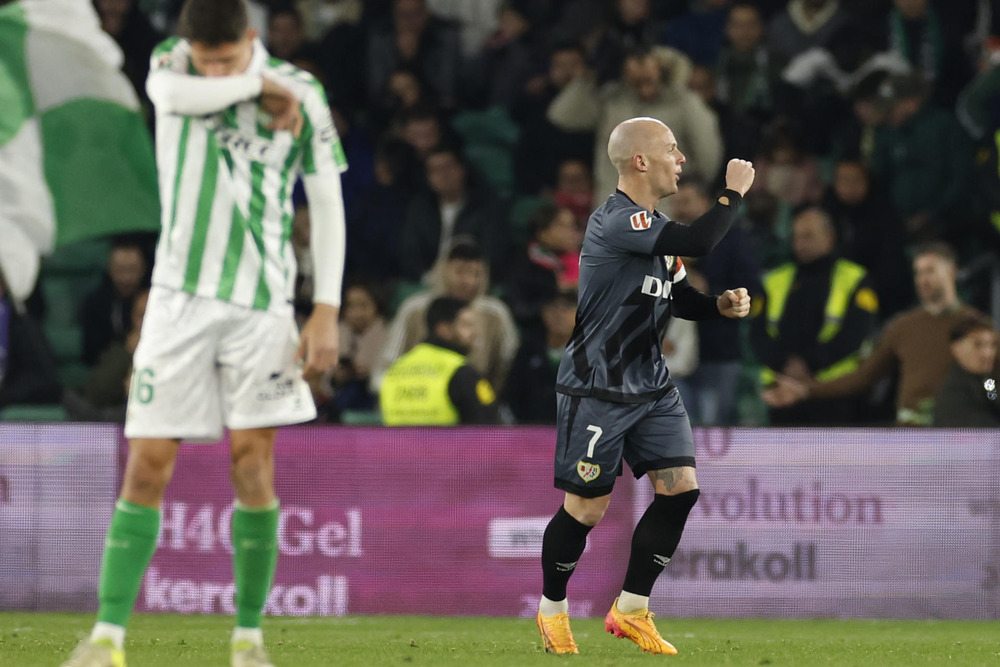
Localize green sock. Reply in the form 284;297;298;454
97;499;160;627
232;500;279;628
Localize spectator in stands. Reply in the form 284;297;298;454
380;296;499;424
828;70;892;166
670;180;763;425
765;242;984;426
870;73;974;244
0;277;62;412
399;144;510;283
588;0;665;84
366;0;463;108
511;41;594;195
332;106;375;214
95;0;164;113
267;6;317;66
550;158;594;227
64;289;149;422
314;280;388;421
505;288;576;424
548;46;723;206
752;207;878;424
395;106;455;159
426;0;502;57
345;138;419;282
767;0;849;69
661;0;731;67
371;65;441;136
371;238;519;394
79;240;149;366
884;0;974;107
714;2;780;160
464;0;545;110
822;159;913;320
752;118;823;208
933;312;1000;427
310;0;366;116
504;202;581;338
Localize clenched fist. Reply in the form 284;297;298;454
724;159;755;196
717;287;750;319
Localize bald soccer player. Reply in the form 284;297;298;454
535;117;755;655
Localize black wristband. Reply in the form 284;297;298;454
719;188;743;211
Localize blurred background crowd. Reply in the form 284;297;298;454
2;0;999;427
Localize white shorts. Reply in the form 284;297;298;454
124;286;317;441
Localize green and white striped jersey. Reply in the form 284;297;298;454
146;37;347;312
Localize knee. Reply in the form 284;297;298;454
230;443;274;500
123;450;173;502
564;495;612;527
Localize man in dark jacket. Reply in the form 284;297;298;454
0;278;62;411
399;144;510;282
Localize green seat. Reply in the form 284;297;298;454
389;281;426;318
40;274;101;328
339;409;382;425
463;143;514;198
451;107;520;147
44;324;83;363
59;361;91;391
452;107;520;198
0;404;69;422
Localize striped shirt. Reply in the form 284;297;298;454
147;37;347;312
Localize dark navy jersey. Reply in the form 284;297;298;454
556;191;695;403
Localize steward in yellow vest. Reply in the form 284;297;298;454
380;297;499;425
750;209;879;423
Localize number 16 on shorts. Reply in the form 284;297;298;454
577;425;602;483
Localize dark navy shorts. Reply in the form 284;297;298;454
553;387;695;498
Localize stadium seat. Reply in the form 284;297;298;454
389;281;426;318
451;107;520;198
0;404;69;422
339;409;383;425
450;107;520;147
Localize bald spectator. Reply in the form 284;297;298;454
547;46;723;207
752;207;878;424
765;242;985;426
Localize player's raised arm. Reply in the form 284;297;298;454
649;159;754;257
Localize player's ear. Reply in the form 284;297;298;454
634;153;647;172
245;28;259;43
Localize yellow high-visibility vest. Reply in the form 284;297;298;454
380;343;465;425
760;259;870;384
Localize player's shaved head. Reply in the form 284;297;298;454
607;117;669;174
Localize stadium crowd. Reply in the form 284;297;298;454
3;0;1000;427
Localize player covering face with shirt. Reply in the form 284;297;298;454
62;0;347;666
536;117;754;655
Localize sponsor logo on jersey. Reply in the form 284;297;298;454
629;210;651;230
577;461;601;483
641;275;673;298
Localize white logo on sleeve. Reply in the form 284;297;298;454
630;210;651;230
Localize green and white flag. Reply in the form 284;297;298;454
0;0;159;300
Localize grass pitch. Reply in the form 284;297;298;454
1;613;997;666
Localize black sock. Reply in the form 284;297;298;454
622;490;700;597
541;506;594;602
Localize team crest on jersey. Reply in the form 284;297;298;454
629;210;651;230
664;255;676;271
577;461;601;483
